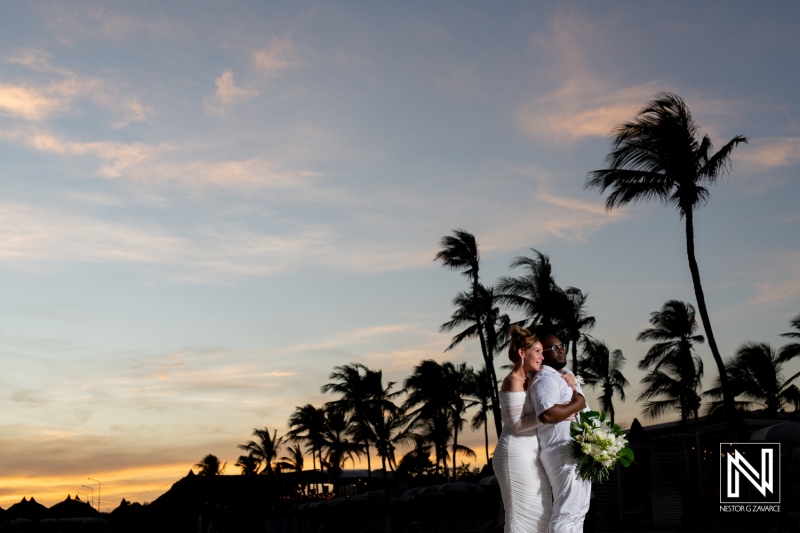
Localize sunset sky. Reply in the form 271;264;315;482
1;1;799;510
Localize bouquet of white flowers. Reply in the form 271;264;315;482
567;410;634;483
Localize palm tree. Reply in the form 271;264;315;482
779;312;800;361
440;283;510;438
322;363;400;477
705;342;800;416
287;404;326;475
561;287;596;376
318;405;360;486
403;360;476;481
445;362;478;478
371;406;416;474
469;365;494;465
277;444;305;473
235;454;261;475
638;362;703;423
322;363;373;475
637;300;705;422
586;92;747;417
195;454;225;476
496;249;570;337
403;360;455;480
238;427;283;475
435;229;502;437
578;337;629;425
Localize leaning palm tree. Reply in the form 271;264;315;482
195;454;225;476
435;229;502;438
238;427;283;475
440;283;510;437
637;300;705;422
586;92;747;417
705;342;800;416
578;338;629;425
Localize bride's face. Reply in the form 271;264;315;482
522;342;544;373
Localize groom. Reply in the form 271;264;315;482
531;333;591;533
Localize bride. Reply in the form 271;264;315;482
493;326;582;533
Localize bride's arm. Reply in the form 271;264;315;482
502;395;543;433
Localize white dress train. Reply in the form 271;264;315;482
493;391;553;533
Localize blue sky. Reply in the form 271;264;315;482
1;1;798;508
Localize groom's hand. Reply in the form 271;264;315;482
538;390;586;424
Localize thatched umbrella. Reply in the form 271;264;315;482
49;495;100;518
6;497;48;520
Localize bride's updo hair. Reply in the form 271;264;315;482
508;325;539;363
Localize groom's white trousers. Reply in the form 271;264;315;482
539;453;591;533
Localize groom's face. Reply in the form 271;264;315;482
541;335;567;370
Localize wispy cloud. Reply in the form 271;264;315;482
748;251;800;305
2;49;150;126
43;5;182;41
734;137;800;170
253;36;297;76
203;71;257;113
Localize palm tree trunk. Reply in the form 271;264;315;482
452;425;459;480
471;275;502;438
365;443;372;477
483;417;490;465
571;337;579;376
684;211;737;420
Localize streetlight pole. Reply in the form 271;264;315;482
76;491;88;505
81;485;94;508
88;478;101;512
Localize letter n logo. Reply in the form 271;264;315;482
720;443;780;504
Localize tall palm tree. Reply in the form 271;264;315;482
234;454;261;475
578;337;629;425
195;454;225;476
440;283;510;438
705;342;800;416
496;249;570;337
637;300;705;422
561;287;596;376
287;404;326;475
238;427;283;475
586;92;747;417
435;229;502;438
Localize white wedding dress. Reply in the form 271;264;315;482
493;391;553;533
